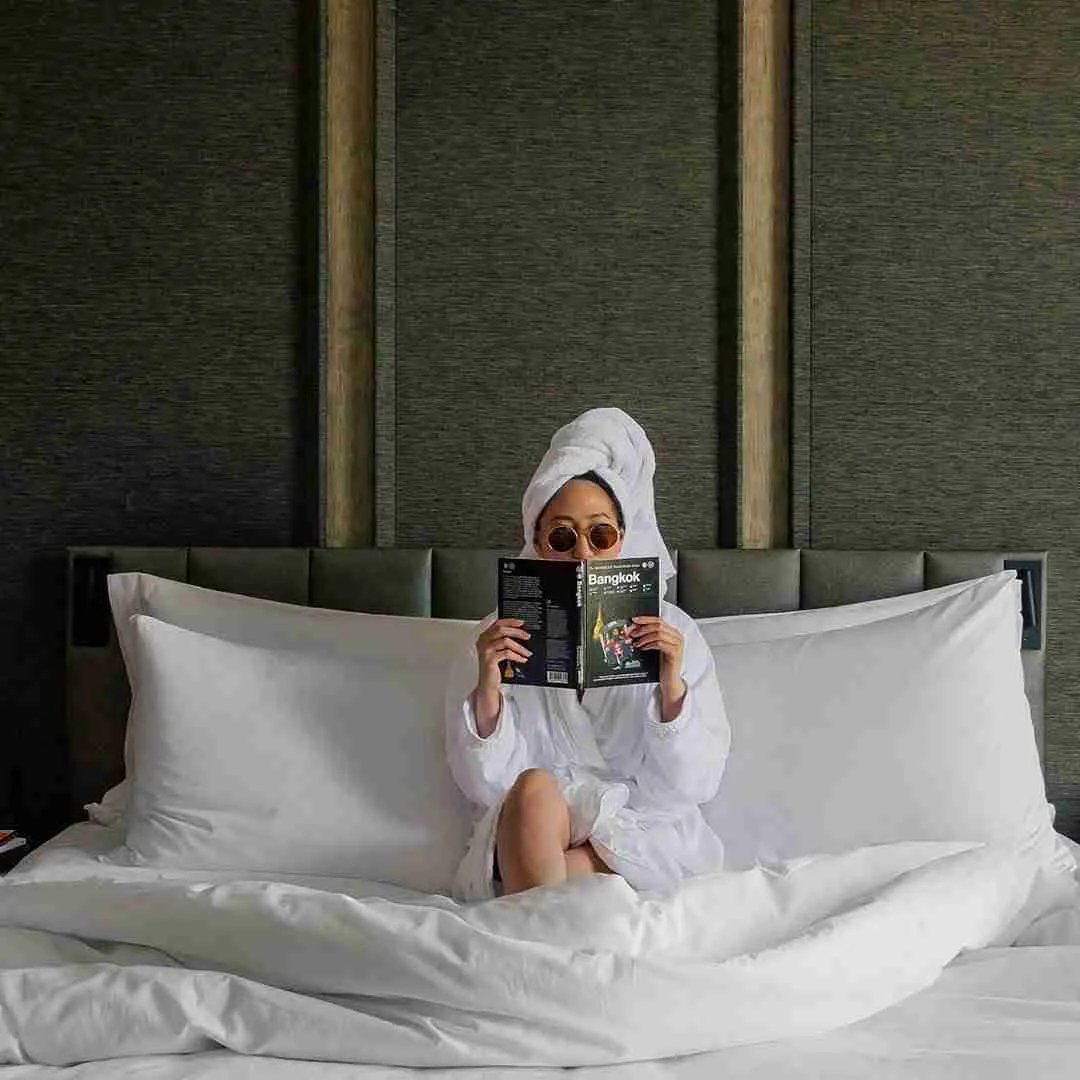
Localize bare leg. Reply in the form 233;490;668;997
565;842;614;879
496;769;571;893
496;769;613;894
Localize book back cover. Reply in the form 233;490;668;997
583;557;661;688
498;558;580;688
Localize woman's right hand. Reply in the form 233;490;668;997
473;618;531;737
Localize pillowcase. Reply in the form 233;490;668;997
696;573;1001;647
124;614;477;893
700;572;1054;869
107;571;469;675
94;572;479;820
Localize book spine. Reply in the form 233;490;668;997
575;561;585;688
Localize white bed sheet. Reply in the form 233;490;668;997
3;824;1080;1079
4;821;434;902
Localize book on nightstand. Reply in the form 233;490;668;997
0;829;27;857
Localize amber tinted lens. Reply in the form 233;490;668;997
546;526;578;552
587;523;620;550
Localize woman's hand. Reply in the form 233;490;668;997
630;616;687;723
473;618;532;737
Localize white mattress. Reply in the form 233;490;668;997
4;824;1080;1079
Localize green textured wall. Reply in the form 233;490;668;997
381;0;739;550
0;2;318;835
793;1;1080;811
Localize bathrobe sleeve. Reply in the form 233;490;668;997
635;604;731;807
444;614;532;810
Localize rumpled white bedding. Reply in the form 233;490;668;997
3;824;1080;1073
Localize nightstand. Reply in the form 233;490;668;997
0;834;29;876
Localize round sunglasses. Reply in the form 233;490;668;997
542;522;621;554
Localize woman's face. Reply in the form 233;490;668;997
534;479;624;561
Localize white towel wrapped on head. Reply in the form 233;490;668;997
519;407;675;581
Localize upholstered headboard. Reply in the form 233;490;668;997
65;547;1047;816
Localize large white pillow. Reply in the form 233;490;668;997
697;573;1001;646
96;572;479;819
124;614;476;893
107;572;469;674
701;572;1053;869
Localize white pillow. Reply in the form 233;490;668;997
107;572;468;675
124;614;476;893
697;573;1001;646
701;572;1053;869
95;572;479;819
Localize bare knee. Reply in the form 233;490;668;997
499;769;567;835
496;768;574;842
497;770;571;893
506;768;561;808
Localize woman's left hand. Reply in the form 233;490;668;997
630;616;687;722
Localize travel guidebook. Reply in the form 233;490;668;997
497;556;661;690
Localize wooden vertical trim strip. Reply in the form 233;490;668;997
740;0;791;548
325;0;375;547
374;0;397;547
790;0;814;548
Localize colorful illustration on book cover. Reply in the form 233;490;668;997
591;602;641;671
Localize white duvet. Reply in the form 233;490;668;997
2;833;1078;1070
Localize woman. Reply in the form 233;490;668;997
445;408;730;899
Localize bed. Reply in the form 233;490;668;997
2;546;1080;1078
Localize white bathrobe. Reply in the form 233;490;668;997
447;406;731;899
445;600;731;900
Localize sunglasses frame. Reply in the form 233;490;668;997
542;521;622;554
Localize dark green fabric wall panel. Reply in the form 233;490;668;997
793;1;1080;797
0;2;315;834
389;0;738;551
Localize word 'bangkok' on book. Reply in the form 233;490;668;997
497;556;661;690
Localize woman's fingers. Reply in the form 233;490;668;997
475;620;532;697
494;645;532;664
481;621;531;644
490;639;532;660
482;634;532;660
630;621;684;670
634;634;676;651
477;620;532;668
630;626;680;646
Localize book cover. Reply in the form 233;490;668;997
497;558;581;688
582;557;662;688
498;557;661;689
